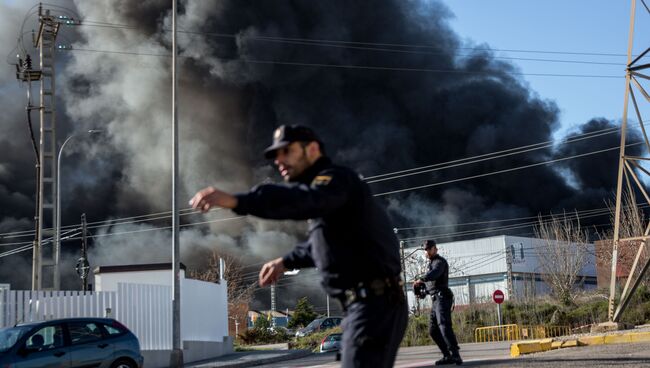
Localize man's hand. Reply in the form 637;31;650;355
189;186;238;212
413;279;424;286
259;257;287;287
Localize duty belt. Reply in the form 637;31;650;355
430;287;454;301
339;277;405;310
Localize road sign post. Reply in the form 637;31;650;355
493;289;505;326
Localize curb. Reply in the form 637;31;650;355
510;331;650;357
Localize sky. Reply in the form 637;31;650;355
444;0;650;137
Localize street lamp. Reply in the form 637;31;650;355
54;129;103;290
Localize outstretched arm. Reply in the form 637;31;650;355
234;170;352;220
189;186;238;212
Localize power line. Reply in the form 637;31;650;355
64;47;623;79
0;207;212;240
398;208;617;244
365;126;622;183
0;141;640;244
74;21;629;67
0;228;80;259
394;202;648;232
373;142;644;197
0;126;631;241
78;19;634;58
0;216;246;254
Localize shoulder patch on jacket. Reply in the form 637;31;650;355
312;175;333;186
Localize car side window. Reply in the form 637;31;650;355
25;325;65;351
322;319;334;328
101;323;125;336
68;322;103;345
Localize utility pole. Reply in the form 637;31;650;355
75;214;90;292
506;246;514;300
35;5;60;291
15;5;76;290
271;283;277;328
170;0;183;365
81;214;88;291
326;294;330;317
399;240;408;304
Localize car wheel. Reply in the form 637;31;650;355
110;359;136;368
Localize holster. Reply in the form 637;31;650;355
338;277;405;310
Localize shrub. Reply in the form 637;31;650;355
400;314;430;347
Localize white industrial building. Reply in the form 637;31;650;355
404;235;597;308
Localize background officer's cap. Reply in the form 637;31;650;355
264;124;321;159
423;239;437;250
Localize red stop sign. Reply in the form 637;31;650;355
493;289;505;304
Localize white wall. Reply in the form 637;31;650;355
94;268;228;344
506;235;596;277
440;236;508;277
95;269;186;292
181;278;228;342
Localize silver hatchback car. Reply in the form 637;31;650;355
0;317;143;368
319;332;342;353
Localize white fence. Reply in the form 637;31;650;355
0;290;117;328
116;283;172;350
0;280;228;350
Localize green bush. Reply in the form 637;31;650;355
238;327;291;345
238;316;291;345
401;314;430;347
288;297;318;329
565;299;607;327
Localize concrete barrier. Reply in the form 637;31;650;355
511;331;650;357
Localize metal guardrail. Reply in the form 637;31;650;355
474;324;571;343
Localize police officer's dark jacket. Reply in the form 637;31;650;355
233;156;402;296
420;254;449;292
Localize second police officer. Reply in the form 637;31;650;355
190;125;408;367
414;240;463;366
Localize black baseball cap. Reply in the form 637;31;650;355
423;240;437;250
263;124;321;159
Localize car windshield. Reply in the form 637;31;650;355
305;318;323;329
0;326;31;353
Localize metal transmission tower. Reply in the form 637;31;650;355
608;0;650;322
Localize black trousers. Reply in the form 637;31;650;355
340;294;408;368
429;292;459;355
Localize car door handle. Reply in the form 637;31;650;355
53;351;66;357
98;343;109;349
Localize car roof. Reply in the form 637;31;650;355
15;317;116;328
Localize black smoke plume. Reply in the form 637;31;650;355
0;1;641;313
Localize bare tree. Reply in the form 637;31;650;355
534;212;590;305
189;251;256;337
597;192;650;289
403;249;430;314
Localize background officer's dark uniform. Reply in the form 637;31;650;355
420;251;461;363
232;126;408;367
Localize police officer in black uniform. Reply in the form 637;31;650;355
414;240;462;366
190;125;408;367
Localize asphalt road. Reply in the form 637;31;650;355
258;341;650;367
258;341;512;367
